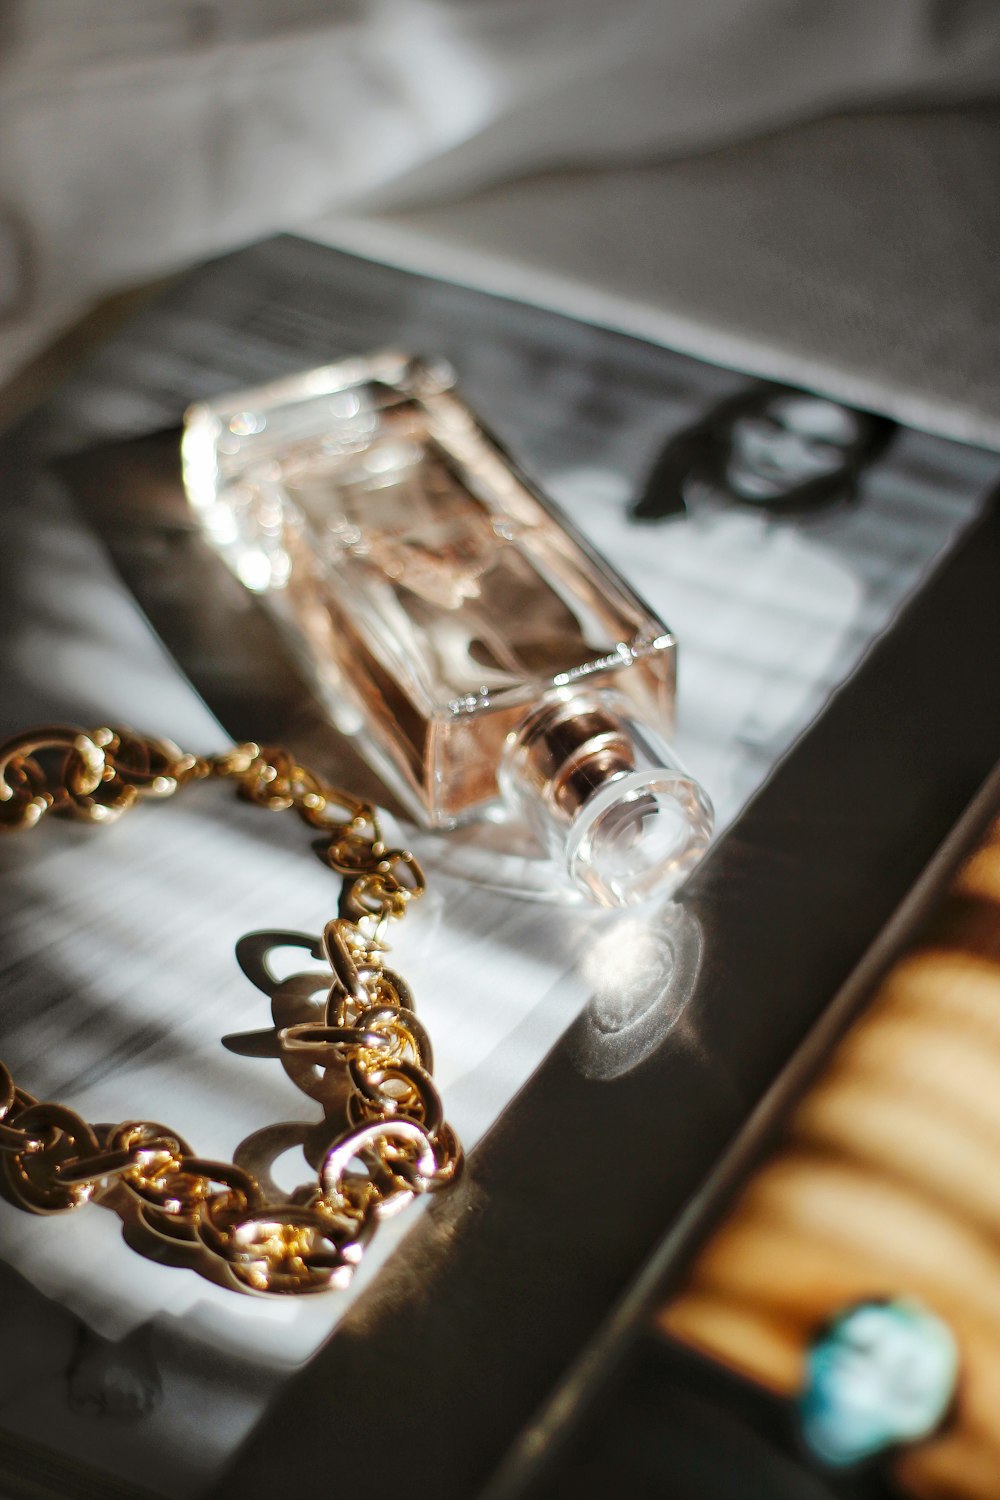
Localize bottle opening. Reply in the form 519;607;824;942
566;769;713;907
500;692;713;907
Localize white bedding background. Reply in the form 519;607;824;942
3;0;1000;407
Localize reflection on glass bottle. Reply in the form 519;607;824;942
183;352;712;907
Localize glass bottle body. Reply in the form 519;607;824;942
183;353;712;904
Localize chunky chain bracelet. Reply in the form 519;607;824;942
0;725;461;1296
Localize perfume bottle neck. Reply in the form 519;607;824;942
506;702;636;823
499;692;713;908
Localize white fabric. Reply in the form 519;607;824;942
3;1;1000;385
311;102;1000;449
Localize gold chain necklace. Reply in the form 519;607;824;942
0;725;461;1296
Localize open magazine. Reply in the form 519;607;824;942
0;236;998;1499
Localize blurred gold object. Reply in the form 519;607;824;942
0;724;461;1295
660;810;1000;1498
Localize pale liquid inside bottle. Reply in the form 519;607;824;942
202;386;675;826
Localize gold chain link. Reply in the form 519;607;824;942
0;725;461;1295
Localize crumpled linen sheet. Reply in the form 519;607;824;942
2;0;1000;388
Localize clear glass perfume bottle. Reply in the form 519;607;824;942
182;352;712;906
